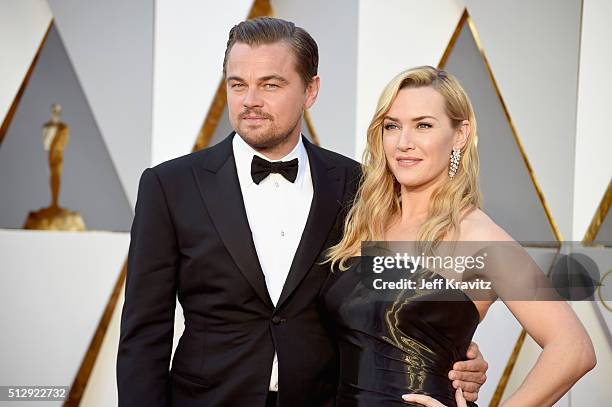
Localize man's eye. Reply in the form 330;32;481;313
263;83;279;89
417;122;432;129
384;123;399;131
231;83;245;88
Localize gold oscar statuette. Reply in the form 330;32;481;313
23;104;86;231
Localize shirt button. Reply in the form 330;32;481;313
274;181;279;188
280;230;285;237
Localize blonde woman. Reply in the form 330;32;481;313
322;66;595;407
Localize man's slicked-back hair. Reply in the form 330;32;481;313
222;17;319;86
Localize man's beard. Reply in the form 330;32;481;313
238;110;301;152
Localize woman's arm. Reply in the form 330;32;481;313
402;210;596;407
500;300;596;406
473;214;596;406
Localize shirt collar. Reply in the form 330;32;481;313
232;132;308;188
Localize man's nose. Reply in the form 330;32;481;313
243;88;264;108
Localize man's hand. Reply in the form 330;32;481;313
448;341;488;402
400;342;487;404
402;388;467;406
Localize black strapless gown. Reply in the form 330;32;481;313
321;258;480;407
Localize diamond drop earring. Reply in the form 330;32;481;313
448;148;461;179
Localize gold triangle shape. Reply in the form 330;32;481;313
437;9;564;406
583;179;612;246
439;9;562;244
64;261;127;407
0;20;53;148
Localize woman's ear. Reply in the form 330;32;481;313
453;120;470;150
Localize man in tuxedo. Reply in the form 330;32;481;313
117;17;488;407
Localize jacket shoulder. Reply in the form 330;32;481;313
149;138;230;180
311;144;361;173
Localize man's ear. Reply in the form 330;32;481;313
454;120;470;150
304;76;320;110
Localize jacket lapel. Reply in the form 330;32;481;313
276;138;346;310
192;133;274;309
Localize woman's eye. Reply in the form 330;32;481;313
384;123;399;131
417;122;432;129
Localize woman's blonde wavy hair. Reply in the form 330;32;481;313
327;66;482;270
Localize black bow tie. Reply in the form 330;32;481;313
251;155;299;185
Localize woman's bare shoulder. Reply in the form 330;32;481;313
459;207;515;242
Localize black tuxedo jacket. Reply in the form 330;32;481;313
117;133;361;406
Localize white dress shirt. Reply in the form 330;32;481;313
232;133;314;392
